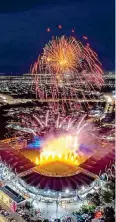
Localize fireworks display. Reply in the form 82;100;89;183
7;111;98;167
0;18;115;204
31;35;104;108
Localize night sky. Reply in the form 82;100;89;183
0;0;114;74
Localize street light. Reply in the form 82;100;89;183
82;186;85;191
47;190;50;195
65;189;70;194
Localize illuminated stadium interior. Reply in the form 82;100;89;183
20;131;92;177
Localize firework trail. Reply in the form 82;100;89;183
45;110;49;127
6;111;98;157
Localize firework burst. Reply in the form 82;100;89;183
33;36;103;86
32;36;103;76
31;36;104;111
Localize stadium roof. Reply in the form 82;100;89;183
0;142;114;191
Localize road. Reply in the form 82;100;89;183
0;201;25;222
0;215;7;222
0;93;107;105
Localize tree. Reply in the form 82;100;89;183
101;190;113;204
86;192;101;206
105;179;115;200
25;201;32;210
81;205;89;214
104;206;115;220
86;193;93;202
88;204;96;213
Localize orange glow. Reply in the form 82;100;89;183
95;211;103;218
39;152;78;165
34;135;79;166
42;36;81;76
42;135;78;155
47;57;51;62
35;157;39;165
